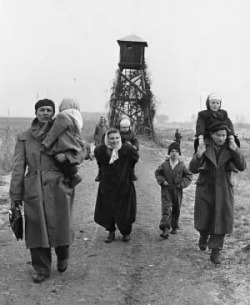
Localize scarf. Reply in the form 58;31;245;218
104;133;122;164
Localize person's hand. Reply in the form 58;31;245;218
197;144;206;159
11;200;23;208
163;181;169;186
55;153;67;163
228;136;237;151
198;137;205;146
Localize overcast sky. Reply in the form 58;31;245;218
1;0;250;122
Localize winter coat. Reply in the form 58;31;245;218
9;118;76;249
155;158;193;205
195;109;234;138
189;139;246;234
94;123;108;145
120;129;139;151
94;143;139;229
40;111;85;164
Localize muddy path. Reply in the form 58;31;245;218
0;141;250;305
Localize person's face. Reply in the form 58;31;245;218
108;132;121;149
100;118;104;125
209;99;221;112
211;129;227;146
36;106;54;123
120;126;129;133
169;149;179;161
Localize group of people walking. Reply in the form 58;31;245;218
9;93;247;284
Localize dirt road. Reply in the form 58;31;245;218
1;141;250;305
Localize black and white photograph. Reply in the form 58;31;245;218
0;0;250;304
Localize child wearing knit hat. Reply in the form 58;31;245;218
195;93;239;152
155;142;193;239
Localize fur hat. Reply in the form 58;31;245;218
35;99;55;114
206;93;222;109
168;142;181;155
209;121;231;133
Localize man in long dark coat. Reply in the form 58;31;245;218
9;99;79;283
94;128;139;243
189;121;246;264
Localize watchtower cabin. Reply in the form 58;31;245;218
117;35;148;70
108;35;155;139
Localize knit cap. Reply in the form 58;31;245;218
168;142;181;155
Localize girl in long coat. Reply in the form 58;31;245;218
189;121;246;264
94;128;139;243
9;99;77;283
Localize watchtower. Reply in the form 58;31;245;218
108;35;155;139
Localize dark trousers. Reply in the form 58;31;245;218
199;230;225;250
159;186;182;231
106;217;132;236
30;246;69;276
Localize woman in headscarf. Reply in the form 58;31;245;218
94;128;139;243
9;99;77;283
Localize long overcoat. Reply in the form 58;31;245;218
94;143;139;229
189;139;246;234
9;118;75;249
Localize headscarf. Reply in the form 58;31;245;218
120;118;131;128
104;128;122;164
59;98;80;112
59;98;83;130
206;93;222;110
35;99;55;114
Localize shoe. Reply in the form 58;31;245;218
104;231;115;243
32;273;49;284
210;249;221;264
57;259;68;273
69;173;82;188
198;235;208;251
170;229;178;234
160;229;169;239
122;235;130;242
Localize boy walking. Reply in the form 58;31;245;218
155;142;192;239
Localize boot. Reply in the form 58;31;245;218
104;231;115;243
210;249;221;264
160;228;169;239
69;173;82;188
198;235;208;251
122;235;130;242
170;228;178;234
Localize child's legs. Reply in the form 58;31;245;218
159;190;172;231
171;189;183;229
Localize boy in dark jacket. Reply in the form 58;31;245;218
155;142;193;239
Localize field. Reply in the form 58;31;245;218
0;116;250;304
